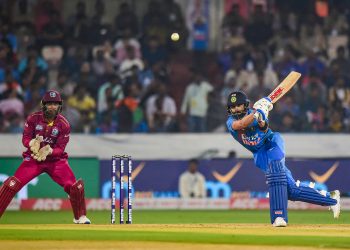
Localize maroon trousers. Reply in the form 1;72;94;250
14;158;76;194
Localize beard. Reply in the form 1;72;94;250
44;109;58;120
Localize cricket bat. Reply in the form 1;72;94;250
268;71;301;104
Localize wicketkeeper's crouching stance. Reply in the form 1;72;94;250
226;91;340;227
0;90;91;224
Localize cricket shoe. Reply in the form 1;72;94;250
330;190;341;219
73;215;91;224
272;217;287;227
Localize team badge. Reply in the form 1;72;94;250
50;92;56;97
52;128;59;136
35;125;43;131
231;95;236;103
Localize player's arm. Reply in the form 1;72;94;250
51;123;70;157
22;115;36;148
231;113;256;130
258;119;269;132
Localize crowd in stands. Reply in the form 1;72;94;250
0;0;350;134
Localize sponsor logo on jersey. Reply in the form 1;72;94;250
52;128;59;136
241;133;261;146
275;211;283;215
43;137;54;144
35;125;43;131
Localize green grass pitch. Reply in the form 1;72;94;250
0;210;349;249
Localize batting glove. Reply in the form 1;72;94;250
253;97;273;111
33;145;53;162
29;135;43;155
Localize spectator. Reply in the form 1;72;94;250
91;48;114;77
222;4;245;30
114;2;139;36
249;70;272;102
115;82;143;133
97;74;123;115
142;36;167;67
244;4;272;48
73;62;97;95
179;159;206;198
146;83;177;132
53;71;76;100
38;10;65;48
0;89;24;118
66;1;90;43
119;46;144;79
181;68;213;132
328;77;350;110
329;46;350;79
114;28;141;65
67;85;96;133
18;45;48;75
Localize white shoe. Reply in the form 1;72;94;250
330;190;341;219
272;217;287;227
73;215;91;224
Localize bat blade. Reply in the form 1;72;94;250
268;71;301;104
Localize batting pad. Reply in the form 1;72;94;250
0;176;22;218
288;185;337;206
266;161;288;224
69;179;87;220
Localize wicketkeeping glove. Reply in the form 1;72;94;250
33;145;53;162
29;135;43;154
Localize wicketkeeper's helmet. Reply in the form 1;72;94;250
41;90;63;114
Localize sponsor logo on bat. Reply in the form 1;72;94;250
270;87;283;100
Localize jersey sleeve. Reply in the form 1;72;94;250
22;115;36;148
226;116;235;133
51;122;70;157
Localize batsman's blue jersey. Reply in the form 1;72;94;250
226;108;283;173
226;109;272;152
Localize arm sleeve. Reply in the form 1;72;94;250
51;124;70;157
22;116;35;148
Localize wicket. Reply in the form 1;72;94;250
111;155;132;224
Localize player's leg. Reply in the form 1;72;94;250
266;160;288;227
46;160;91;224
0;159;42;218
265;133;288;226
0;176;22;218
286;169;340;218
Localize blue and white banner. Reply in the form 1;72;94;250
100;159;350;199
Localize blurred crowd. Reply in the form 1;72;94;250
0;0;350;134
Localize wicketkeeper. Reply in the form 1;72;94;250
0;90;91;224
226;91;340;227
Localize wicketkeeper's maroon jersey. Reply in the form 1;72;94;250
22;111;70;161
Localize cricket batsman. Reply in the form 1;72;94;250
226;91;340;227
0;90;91;224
